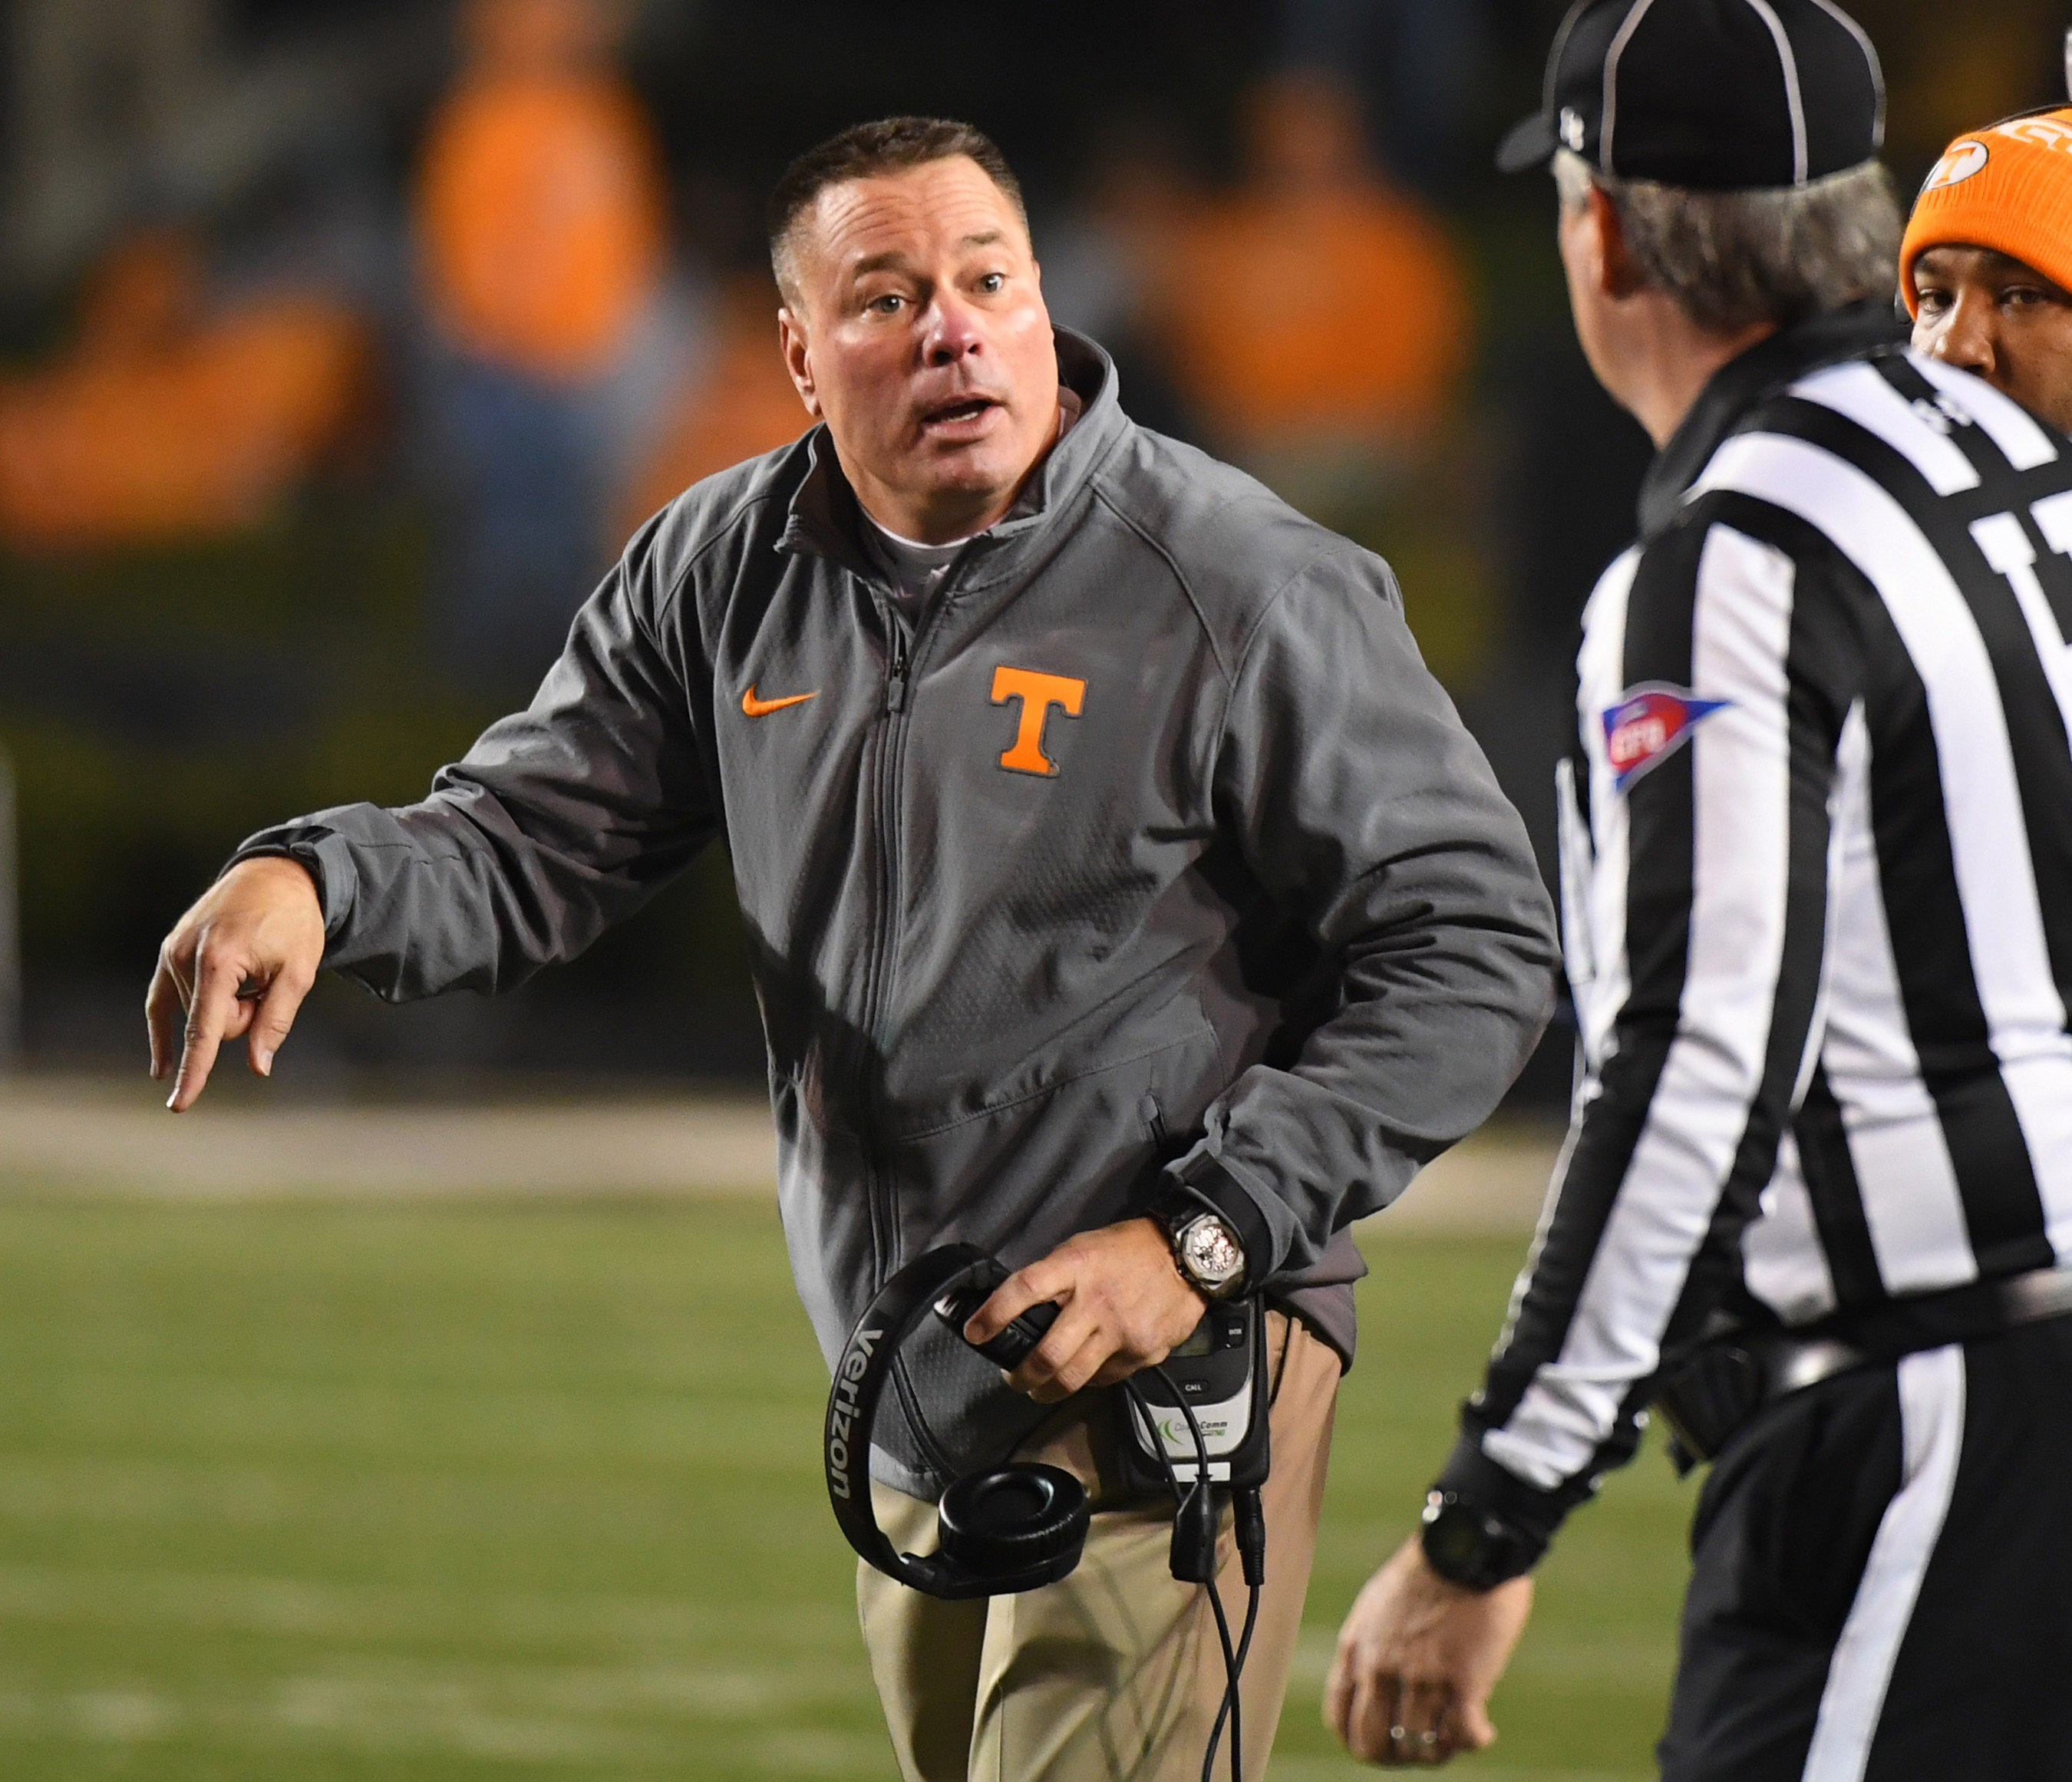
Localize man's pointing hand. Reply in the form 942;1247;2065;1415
147;856;325;1110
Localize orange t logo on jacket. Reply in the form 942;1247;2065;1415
990;667;1085;776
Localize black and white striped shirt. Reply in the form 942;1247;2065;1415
1439;302;2072;1528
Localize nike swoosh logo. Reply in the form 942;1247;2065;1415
741;685;819;718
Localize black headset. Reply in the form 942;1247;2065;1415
823;1242;1090;1600
824;1241;1267;1781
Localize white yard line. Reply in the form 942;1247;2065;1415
0;1077;777;1199
0;1075;1562;1230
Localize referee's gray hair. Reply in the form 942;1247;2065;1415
1551;147;1901;333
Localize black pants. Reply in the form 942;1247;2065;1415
1658;1317;2072;1781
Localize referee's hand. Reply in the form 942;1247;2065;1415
147;856;325;1110
1325;1535;1533;1766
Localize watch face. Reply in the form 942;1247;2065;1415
1180;1216;1243;1286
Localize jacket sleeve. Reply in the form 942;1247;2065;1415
1165;543;1562;1282
1434;513;1851;1555
231;513;721;1001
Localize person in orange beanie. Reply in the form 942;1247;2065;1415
412;0;690;700
1903;109;2072;434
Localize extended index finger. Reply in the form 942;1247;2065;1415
145;953;187;1082
167;945;245;1112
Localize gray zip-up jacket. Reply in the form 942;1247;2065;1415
237;331;1559;1495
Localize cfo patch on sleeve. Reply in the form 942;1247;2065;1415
1602;685;1731;793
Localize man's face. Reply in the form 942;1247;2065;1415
1913;244;2072;436
777;156;1058;542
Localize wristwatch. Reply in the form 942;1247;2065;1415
1418;1489;1544;1590
1156;1205;1249;1301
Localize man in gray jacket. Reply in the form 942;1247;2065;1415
147;117;1557;1780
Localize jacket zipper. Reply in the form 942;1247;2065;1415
886;622;908;714
856;602;964;1483
859;610;935;1130
856;606;919;1289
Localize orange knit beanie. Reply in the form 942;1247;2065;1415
1902;109;2072;316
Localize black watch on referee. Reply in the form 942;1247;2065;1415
1419;1490;1544;1591
1147;1188;1249;1301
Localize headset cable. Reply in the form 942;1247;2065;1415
1128;1364;1262;1782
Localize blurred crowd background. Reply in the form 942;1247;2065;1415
0;0;2063;1092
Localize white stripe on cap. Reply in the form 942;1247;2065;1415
1545;1;1595;118
1599;0;1661;177
1808;0;1886;151
1742;0;1810;184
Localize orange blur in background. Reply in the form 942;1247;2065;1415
621;272;806;535
1161;74;1469;454
0;0;2062;1077
0;230;370;551
416;0;667;382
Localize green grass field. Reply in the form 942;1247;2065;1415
0;1196;1690;1780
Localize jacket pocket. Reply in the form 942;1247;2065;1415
884;1017;1221;1253
885;984;1217;1141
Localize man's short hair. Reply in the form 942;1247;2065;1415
1552;148;1901;334
768;117;1027;305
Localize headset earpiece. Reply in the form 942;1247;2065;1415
936;1462;1088;1578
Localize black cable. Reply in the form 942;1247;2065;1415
1203;1575;1242;1782
1145;1362;1219;1576
1203;1489;1269;1782
1130;1366;1247;1782
1232;1487;1267;1587
1209;1486;1267;1777
1203;1579;1260;1780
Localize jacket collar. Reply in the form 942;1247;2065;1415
777;326;1127;584
1638;299;1907;540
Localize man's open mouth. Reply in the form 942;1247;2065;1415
921;396;999;427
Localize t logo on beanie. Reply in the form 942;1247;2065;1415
1922;140;1988;193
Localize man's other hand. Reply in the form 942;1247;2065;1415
147;856;325;1111
1325;1535;1533;1766
963;1216;1206;1404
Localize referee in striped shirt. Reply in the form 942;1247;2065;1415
1327;3;2072;1777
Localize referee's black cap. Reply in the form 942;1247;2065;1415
1496;0;1886;191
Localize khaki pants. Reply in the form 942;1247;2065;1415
857;1311;1341;1782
